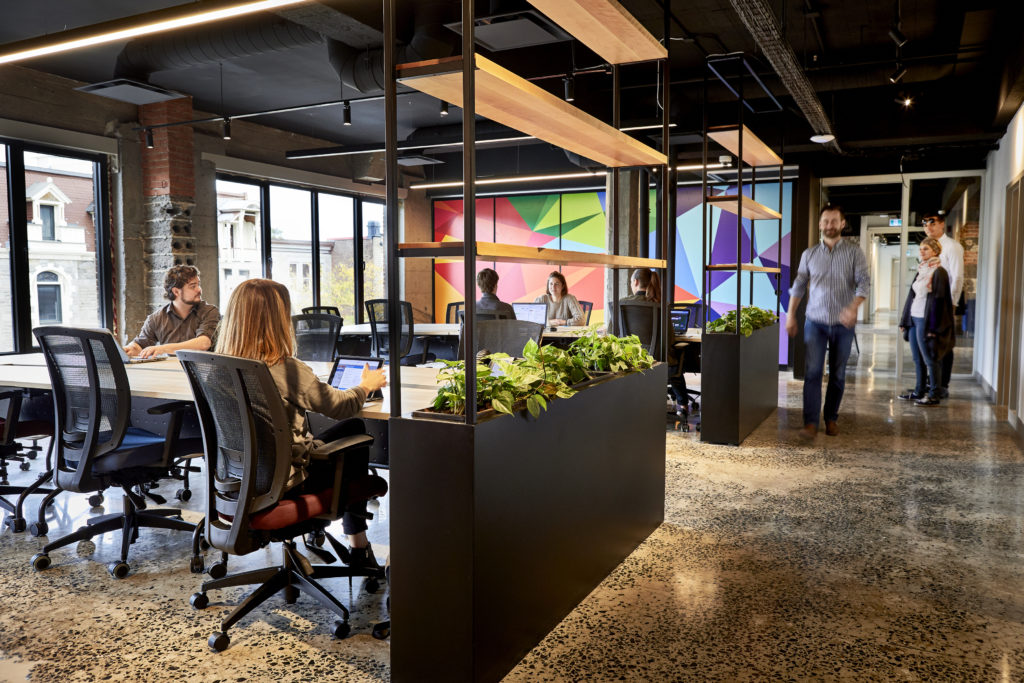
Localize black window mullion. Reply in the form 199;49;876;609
310;191;321;308
354;199;365;324
261;182;272;279
6;144;31;352
95;157;114;332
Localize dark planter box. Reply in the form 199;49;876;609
389;366;667;683
700;322;780;445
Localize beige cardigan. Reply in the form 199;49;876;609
534;293;585;325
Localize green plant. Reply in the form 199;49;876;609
705;306;778;337
568;328;655;372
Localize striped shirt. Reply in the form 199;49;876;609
789;239;870;326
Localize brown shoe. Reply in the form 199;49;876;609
825;420;838;436
800;423;818;438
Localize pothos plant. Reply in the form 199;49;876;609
704;306;778;337
568;327;656;373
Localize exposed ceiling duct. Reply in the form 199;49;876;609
727;0;841;152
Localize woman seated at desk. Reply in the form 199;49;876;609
622;268;661;303
216;278;388;569
535;271;585;326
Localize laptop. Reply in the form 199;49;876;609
107;331;169;364
512;302;547;326
328;355;384;400
670;309;691;335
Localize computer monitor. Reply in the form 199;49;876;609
512;302;547;325
670;309;690;335
328;356;384;398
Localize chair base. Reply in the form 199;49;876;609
31;492;194;576
193;539;385;650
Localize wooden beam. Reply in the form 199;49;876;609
708;125;782;167
525;0;666;65
397;55;666;168
705;263;782;273
398;241;667;269
707;195;782;220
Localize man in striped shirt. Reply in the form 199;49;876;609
787;204;870;438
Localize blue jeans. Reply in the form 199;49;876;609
803;320;855;427
908;316;940;398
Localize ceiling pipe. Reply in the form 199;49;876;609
727;0;841;152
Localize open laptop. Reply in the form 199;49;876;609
512;302;547;325
670;309;691;336
328;355;384;400
106;331;169;364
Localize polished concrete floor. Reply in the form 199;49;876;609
1;336;1021;682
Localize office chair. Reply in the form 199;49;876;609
457;310;509;322
177;350;387;651
365;299;434;365
29;326;200;578
459;319;544;360
301;305;342;318
292;313;342;362
445;301;464;324
619;302;694;426
578;300;594;325
0;388;55;532
670;305;702;410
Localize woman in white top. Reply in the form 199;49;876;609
898;238;954;406
534;271;585;326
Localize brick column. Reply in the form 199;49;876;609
139;97;197;308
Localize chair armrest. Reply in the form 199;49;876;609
0;388;23;400
146;400;193;415
310;433;374;460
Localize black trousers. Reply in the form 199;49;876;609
312;419;376;537
941;348;954;389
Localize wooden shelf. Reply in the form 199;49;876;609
397;55;667;169
707;195;782;220
707;125;782;167
705;263;782;273
398;241;667;269
525;0;666;65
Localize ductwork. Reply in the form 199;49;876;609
727;0;841;152
114;15;323;80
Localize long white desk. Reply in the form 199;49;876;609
0;354;441;420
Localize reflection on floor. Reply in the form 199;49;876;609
1;330;1021;681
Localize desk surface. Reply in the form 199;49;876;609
0;354;441;419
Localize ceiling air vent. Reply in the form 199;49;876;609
75;79;184;105
445;10;571;52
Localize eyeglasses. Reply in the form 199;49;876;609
922;218;938;225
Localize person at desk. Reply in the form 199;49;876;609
535;271;585;326
622;268;661;303
476;267;516;319
216;278;388;569
123;265;220;359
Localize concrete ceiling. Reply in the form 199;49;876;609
1;0;1021;195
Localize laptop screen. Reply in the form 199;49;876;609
328;356;383;391
670;310;689;334
512;302;547;325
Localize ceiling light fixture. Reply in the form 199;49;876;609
144;128;155;149
889;64;907;84
440;100;449;116
342;101;352;126
563;75;575;103
221;118;231;140
810;133;836;144
888;25;907;48
409;163;728;190
0;0;312;65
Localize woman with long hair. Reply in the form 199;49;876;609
216;278;387;568
898;238;955;406
534;270;585;326
623;268;661;303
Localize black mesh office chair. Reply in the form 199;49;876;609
292;313;342;362
301;305;342;319
618;301;661;357
29;326;200;578
365;299;433;365
445;301;464;324
177;350;387;651
459;319;544;359
578;300;594;325
0;389;55;532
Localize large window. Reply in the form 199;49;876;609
269;185;314;313
216;177;263;303
318;193;356;323
361;200;387;303
2;142;110;352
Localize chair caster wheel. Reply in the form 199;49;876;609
189;556;205;574
109;561;130;579
29;521;48;537
364;577;380;594
30;553;51;571
371;620;391;640
175;488;192;502
7;518;26;533
333;621;351;639
20;461;31;471
208;631;229;652
310;530;326;547
208;560;228;579
88;493;104;507
199;538;210;551
190;592;209;609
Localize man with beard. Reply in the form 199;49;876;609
921;212;964;398
786;204;870;438
124;264;221;358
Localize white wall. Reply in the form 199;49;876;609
978;100;1024;422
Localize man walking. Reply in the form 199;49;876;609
786;204;870;438
921;212;964;397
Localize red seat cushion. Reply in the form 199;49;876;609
249;488;332;530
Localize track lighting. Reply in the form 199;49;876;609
221;118;231;140
342;100;352;126
144;128;154;149
889;25;907;47
440;100;449;116
889;64;907;84
563;75;575;103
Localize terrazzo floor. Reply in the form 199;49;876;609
1;335;1022;682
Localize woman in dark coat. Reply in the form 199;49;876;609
898;237;955;405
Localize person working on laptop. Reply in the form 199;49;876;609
123;265;221;359
622;268;661;303
216;278;388;569
535;271;585;326
475;268;516;319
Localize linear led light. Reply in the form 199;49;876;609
409;163;727;190
0;0;312;65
